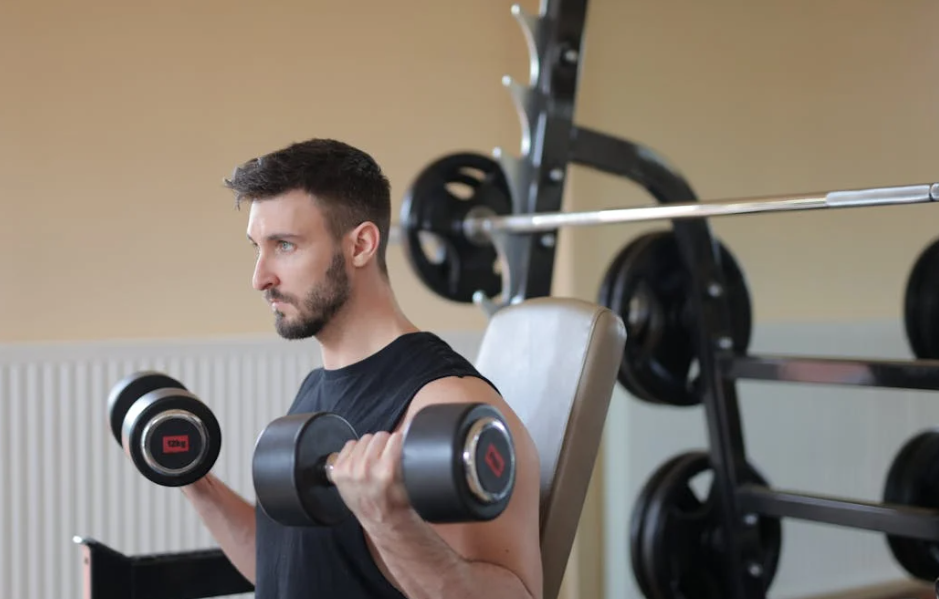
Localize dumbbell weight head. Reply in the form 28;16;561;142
107;371;187;445
120;386;222;487
402;402;516;523
253;412;358;527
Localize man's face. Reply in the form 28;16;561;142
246;190;351;339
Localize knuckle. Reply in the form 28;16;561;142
376;465;395;484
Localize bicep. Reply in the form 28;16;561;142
403;377;545;597
434;429;543;595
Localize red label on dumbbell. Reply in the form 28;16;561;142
146;416;204;474
474;425;513;498
485;443;505;477
163;435;190;454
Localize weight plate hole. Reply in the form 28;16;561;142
446;182;475;200
687;358;699;386
689;470;712;502
458;166;485;181
417;231;447;264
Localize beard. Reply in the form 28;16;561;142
267;249;351;340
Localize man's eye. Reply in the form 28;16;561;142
278;241;295;252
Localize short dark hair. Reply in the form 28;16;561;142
224;138;392;274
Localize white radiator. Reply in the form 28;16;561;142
0;332;482;599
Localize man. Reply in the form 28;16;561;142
181;138;544;599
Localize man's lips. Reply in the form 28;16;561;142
267;296;291;310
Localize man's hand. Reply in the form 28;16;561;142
329;431;413;528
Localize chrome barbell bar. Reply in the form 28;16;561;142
390;182;939;244
468;183;939;236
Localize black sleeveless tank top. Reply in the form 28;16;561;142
254;331;495;599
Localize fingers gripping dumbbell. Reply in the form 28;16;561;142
252;403;516;527
107;371;222;487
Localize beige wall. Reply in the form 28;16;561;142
0;0;543;344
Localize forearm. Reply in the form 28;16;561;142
364;510;534;599
181;473;257;584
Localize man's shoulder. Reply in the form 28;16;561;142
392;332;489;387
400;374;506;434
401;331;470;364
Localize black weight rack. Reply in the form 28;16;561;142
74;536;253;599
502;5;771;598
507;2;939;599
74;2;939;598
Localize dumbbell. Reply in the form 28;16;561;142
108;371;222;487
252;402;516;527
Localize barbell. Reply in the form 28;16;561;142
457;182;939;235
394;152;939;304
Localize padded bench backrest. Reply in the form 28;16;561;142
474;297;626;599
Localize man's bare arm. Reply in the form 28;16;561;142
365;508;537;599
331;375;544;599
181;473;257;584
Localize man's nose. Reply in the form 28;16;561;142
252;256;277;291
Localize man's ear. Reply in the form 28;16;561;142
349;221;381;269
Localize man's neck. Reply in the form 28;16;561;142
316;292;419;371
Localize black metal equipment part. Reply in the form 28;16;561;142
634;451;783;599
400;152;512;303
905;236;939;360
718;354;939;582
398;0;705;316
598;230;752;407
74;537;253;599
881;429;939;581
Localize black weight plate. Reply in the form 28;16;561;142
629;453;690;599
882;429;939;580
607;234;672;405
882;430;939;579
400;152;512;303
253;412;357;527
640;451;782;599
602;230;752;406
904;237;939;359
598;236;636;311
598;233;648;401
121;388;221;487
107;371;187;445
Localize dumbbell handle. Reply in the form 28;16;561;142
316;417;511;506
322;453;339;484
